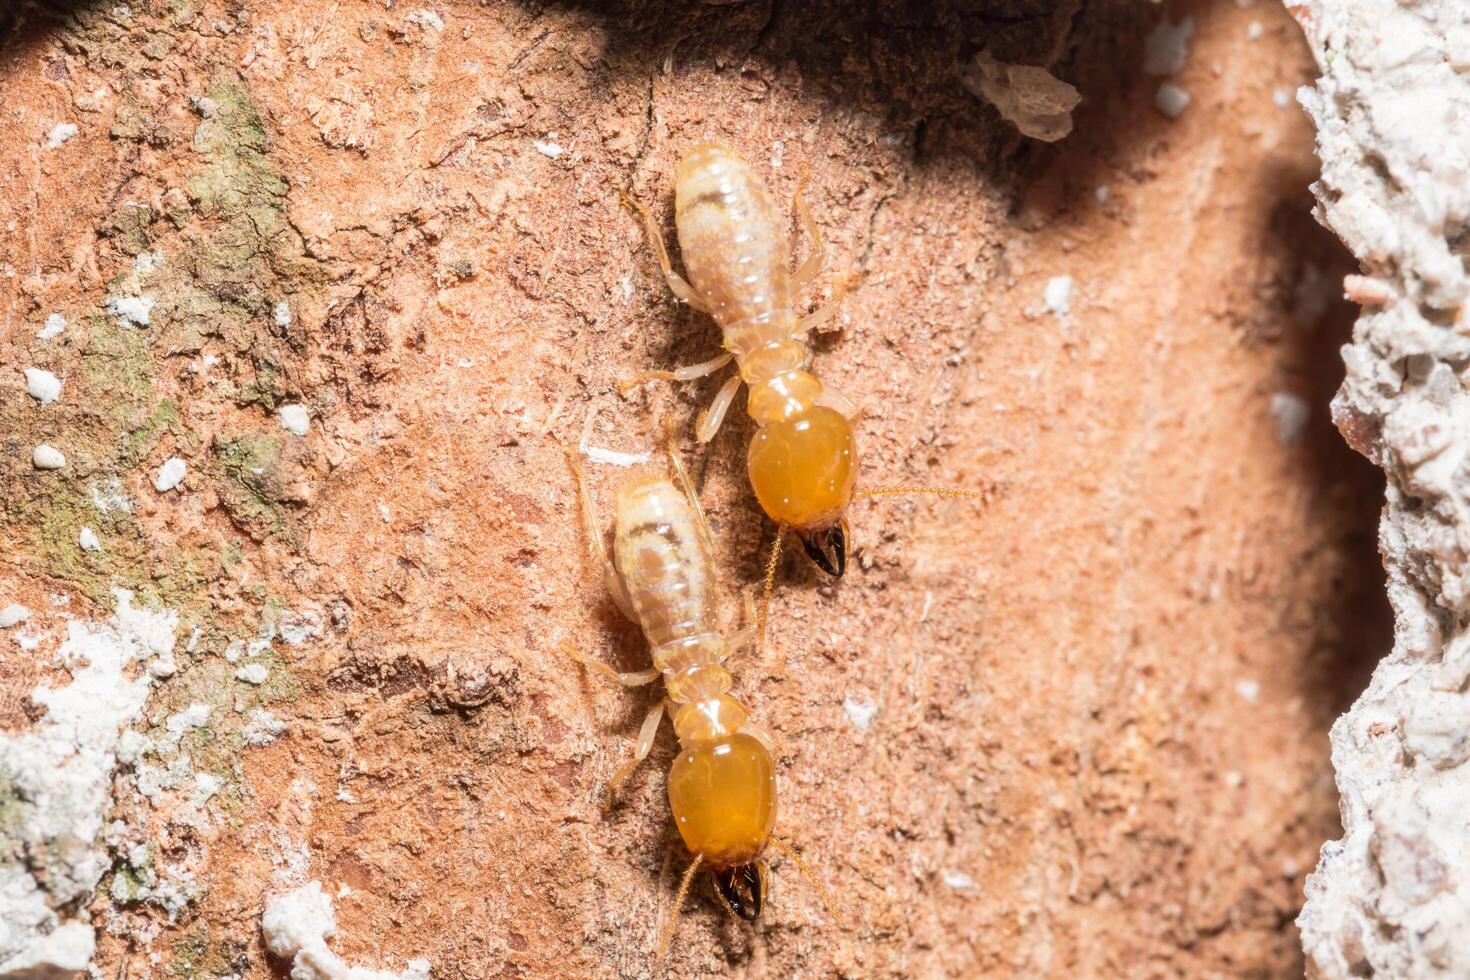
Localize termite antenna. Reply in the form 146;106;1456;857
757;523;787;660
768;835;839;925
854;485;993;502
658;853;705;957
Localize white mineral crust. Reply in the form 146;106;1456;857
1291;0;1470;976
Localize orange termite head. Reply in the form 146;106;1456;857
712;862;768;921
746;404;857;578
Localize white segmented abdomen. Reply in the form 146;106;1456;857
675;143;796;356
612;478;726;698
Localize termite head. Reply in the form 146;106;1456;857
746;404;856;578
713;862;768;921
667;729;777;915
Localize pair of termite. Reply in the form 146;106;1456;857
569;143;981;954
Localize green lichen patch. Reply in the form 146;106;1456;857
167;926;241;980
102;202;156;256
212;432;306;544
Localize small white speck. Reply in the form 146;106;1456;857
46;123;79;148
1225;771;1244;789
79;526;102;552
225;639;246;663
1044;276;1073;317
533;139;564;159
407;8;444;30
235;663;270;685
16;633;42;651
1270;392;1310;445
941;869;977;890
155;457;187;492
38;314;66;339
33;444;66;470
1272;87;1293;109
105;294;154;327
1247;21;1263;40
582;445;651;467
770;140;784;169
1235;679;1261;702
1143;16;1194;76
456;358;474;368
1154;83;1191;119
377;501;393;523
24;368;62;405
274;301;292;328
0;604;29;629
843;694;877;731
278;404;310;436
1094;185;1109;204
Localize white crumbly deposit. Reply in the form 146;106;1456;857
274;301;292;328
23;368;62;405
278;403;311;436
940;869;977;890
78;526;101;553
532;138;563;159
1154;83;1191;118
235;663;269;685
261;882;431;980
37;314;65;340
1043;275;1073;318
1144;16;1194;76
406;9;443;31
0;590;177;971
1270;392;1310;445
45;123;78;148
243;709;286;746
104;294;153;327
88;479;133;515
0;923;95;979
31;445;65;470
1292;0;1470;976
959;50;1081;142
0;604;29;628
154;457;186;492
843;694;877;731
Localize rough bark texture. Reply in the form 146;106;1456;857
1292;0;1470;976
0;1;1384;977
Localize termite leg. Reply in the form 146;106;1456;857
724;587;760;662
695;373;743;443
563;436;639;620
790;171;825;293
564;643;660;687
815;387;859;420
795;272;848;333
662;422;716;552
607;700;667;796
619;351;733;394
622;194;712;313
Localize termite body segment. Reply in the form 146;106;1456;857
569;450;778;926
628;142;858;576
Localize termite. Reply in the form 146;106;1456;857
624;142;984;577
563;433;830;953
